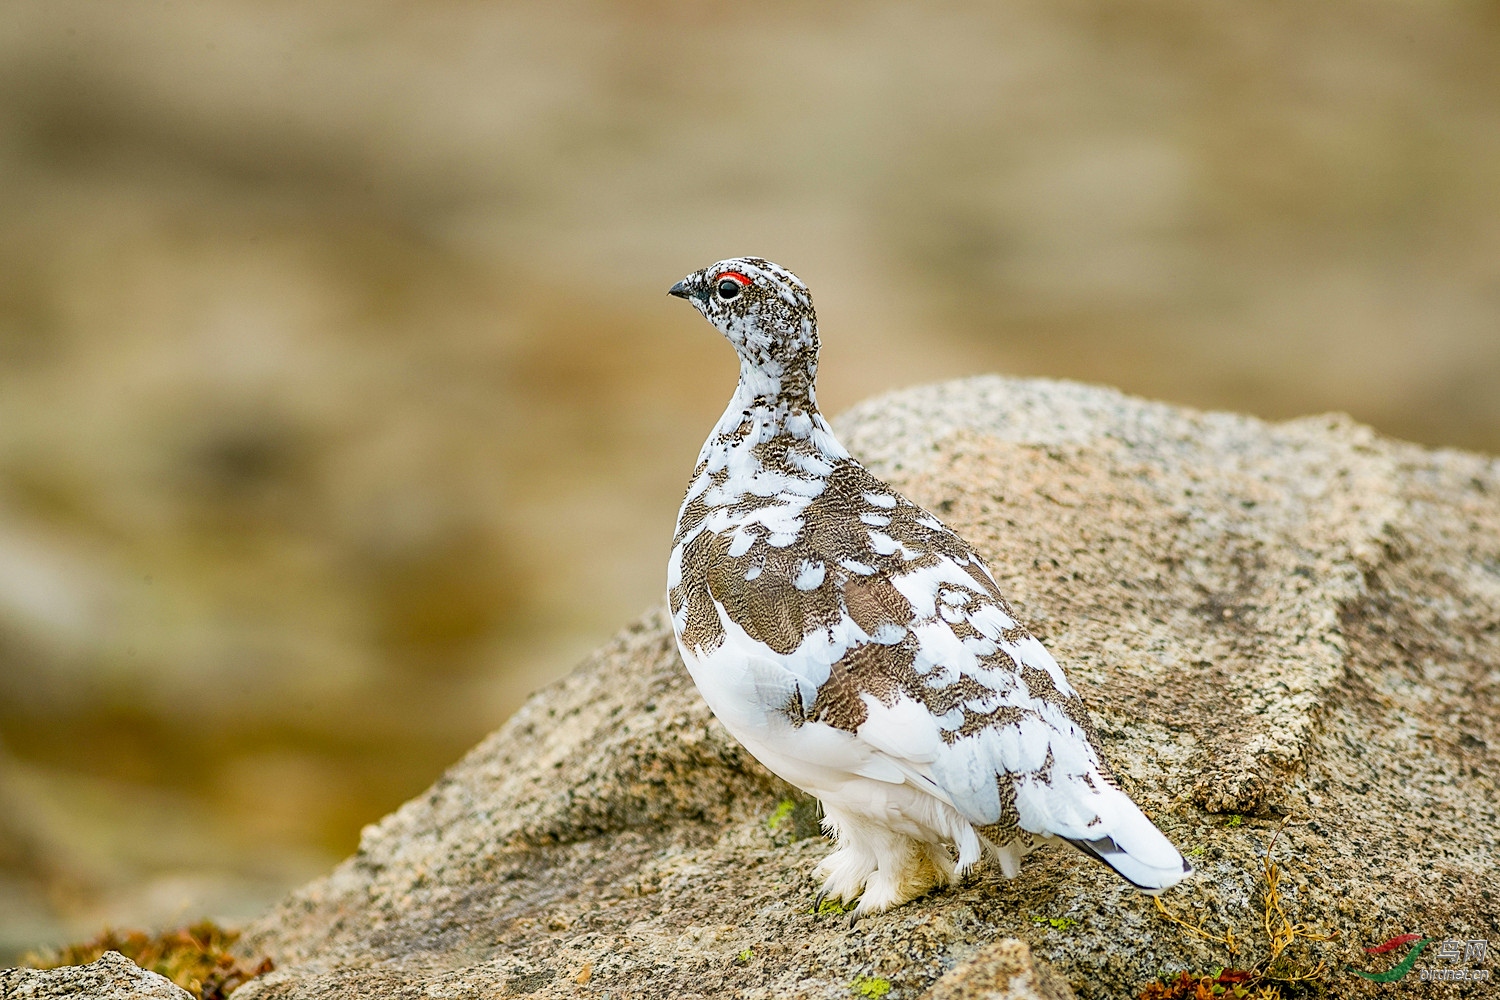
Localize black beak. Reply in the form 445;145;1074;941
668;279;692;299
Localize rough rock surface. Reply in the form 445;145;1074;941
0;951;192;999
924;940;1075;1000
234;377;1499;999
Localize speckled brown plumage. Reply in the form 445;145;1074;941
665;257;1190;913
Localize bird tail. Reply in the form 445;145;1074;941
1064;791;1192;893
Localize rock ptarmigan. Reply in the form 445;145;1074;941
666;257;1191;916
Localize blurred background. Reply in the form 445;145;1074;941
1;0;1497;961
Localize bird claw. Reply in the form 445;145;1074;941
813;889;829;912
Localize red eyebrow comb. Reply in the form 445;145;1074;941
715;270;752;286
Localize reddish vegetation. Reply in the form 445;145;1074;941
28;921;272;999
1140;968;1257;1000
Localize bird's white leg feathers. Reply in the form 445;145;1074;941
815;805;964;915
973;827;1053;879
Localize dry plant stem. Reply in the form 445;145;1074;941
1152;895;1240;954
1257;818;1337;984
1147;817;1341;998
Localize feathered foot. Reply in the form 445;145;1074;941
814;810;956;916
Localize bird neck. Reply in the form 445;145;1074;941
703;373;849;469
735;356;817;414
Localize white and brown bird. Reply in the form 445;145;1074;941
666;257;1190;915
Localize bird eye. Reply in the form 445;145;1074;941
717;278;743;300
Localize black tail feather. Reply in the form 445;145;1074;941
1066;835;1193;892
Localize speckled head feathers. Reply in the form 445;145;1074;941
670;257;818;387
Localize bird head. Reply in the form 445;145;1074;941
669;257;819;393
